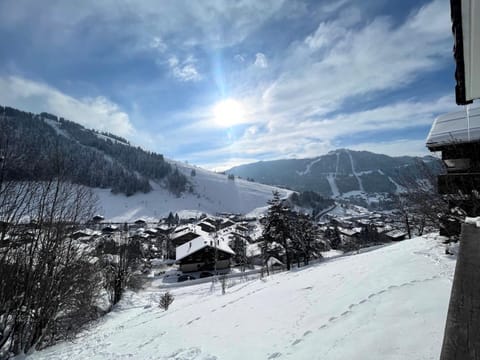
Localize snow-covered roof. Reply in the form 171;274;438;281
175;235;235;261
426;107;480;149
385;230;407;239
339;228;360;237
171;225;198;239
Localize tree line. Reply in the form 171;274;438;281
0;105;188;196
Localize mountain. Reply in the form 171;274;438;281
29;235;454;360
1;105;181;196
227;149;443;198
0;105;290;220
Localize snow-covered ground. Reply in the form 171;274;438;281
94;162;291;222
29;234;455;360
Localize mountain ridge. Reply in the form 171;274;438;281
227;149;442;198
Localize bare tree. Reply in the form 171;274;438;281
0;144;100;357
395;158;449;237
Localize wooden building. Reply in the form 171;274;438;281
175;236;235;273
426;108;480;236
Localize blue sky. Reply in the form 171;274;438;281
0;0;460;170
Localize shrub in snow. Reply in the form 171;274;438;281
159;292;174;311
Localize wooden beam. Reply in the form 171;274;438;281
440;223;480;359
438;173;480;194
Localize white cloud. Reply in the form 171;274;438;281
254;53;268;68
167;55;202;82
0;0;294;51
348;139;431;157
0;76;134;136
262;0;451;122
150;36;167;52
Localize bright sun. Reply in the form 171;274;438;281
212;98;245;127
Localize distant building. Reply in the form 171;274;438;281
170;225;201;247
338;227;361;243
198;221;216;233
385;230;407;241
92;215;104;223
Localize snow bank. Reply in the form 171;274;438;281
465;216;480;227
29;234;455;360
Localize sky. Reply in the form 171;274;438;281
0;0;463;170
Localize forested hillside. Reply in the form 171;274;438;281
0;105;187;196
228;149;444;197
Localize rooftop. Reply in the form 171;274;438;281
426;107;480;150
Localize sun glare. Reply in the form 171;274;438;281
213;98;245;127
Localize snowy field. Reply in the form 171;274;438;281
28;234;455;360
94;161;291;222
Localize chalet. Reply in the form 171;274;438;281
338;227;361;243
355;218;372;227
385;230;407;241
198;221;216;233
71;230;92;240
102;225;119;234
92;215;105;223
175;235;235;272
202;217;218;227
426;107;480;236
235;224;249;234
155;224;172;235
170;225;201;247
220;219;235;229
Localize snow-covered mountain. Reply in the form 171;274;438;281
227;149;443;198
1;105;290;221
29;234;455;360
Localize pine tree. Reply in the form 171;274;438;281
262;191;293;270
232;234;248;271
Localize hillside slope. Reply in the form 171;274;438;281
95;161;291;221
1;105;290;220
228;149;443;197
29;234;454;360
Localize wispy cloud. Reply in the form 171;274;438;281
254;53;268;69
0;76;135;136
167;55;202;82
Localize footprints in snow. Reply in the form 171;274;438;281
288;275;443;349
267;352;283;359
186;317;201;326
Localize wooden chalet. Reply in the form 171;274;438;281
175;236;235;273
426;107;480;236
384;230;407;241
170;226;201;247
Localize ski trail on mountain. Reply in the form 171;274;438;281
345;150;364;192
326;174;340;197
296;157;322;176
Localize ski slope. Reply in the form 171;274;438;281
29;234;455;360
94;161;291;222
